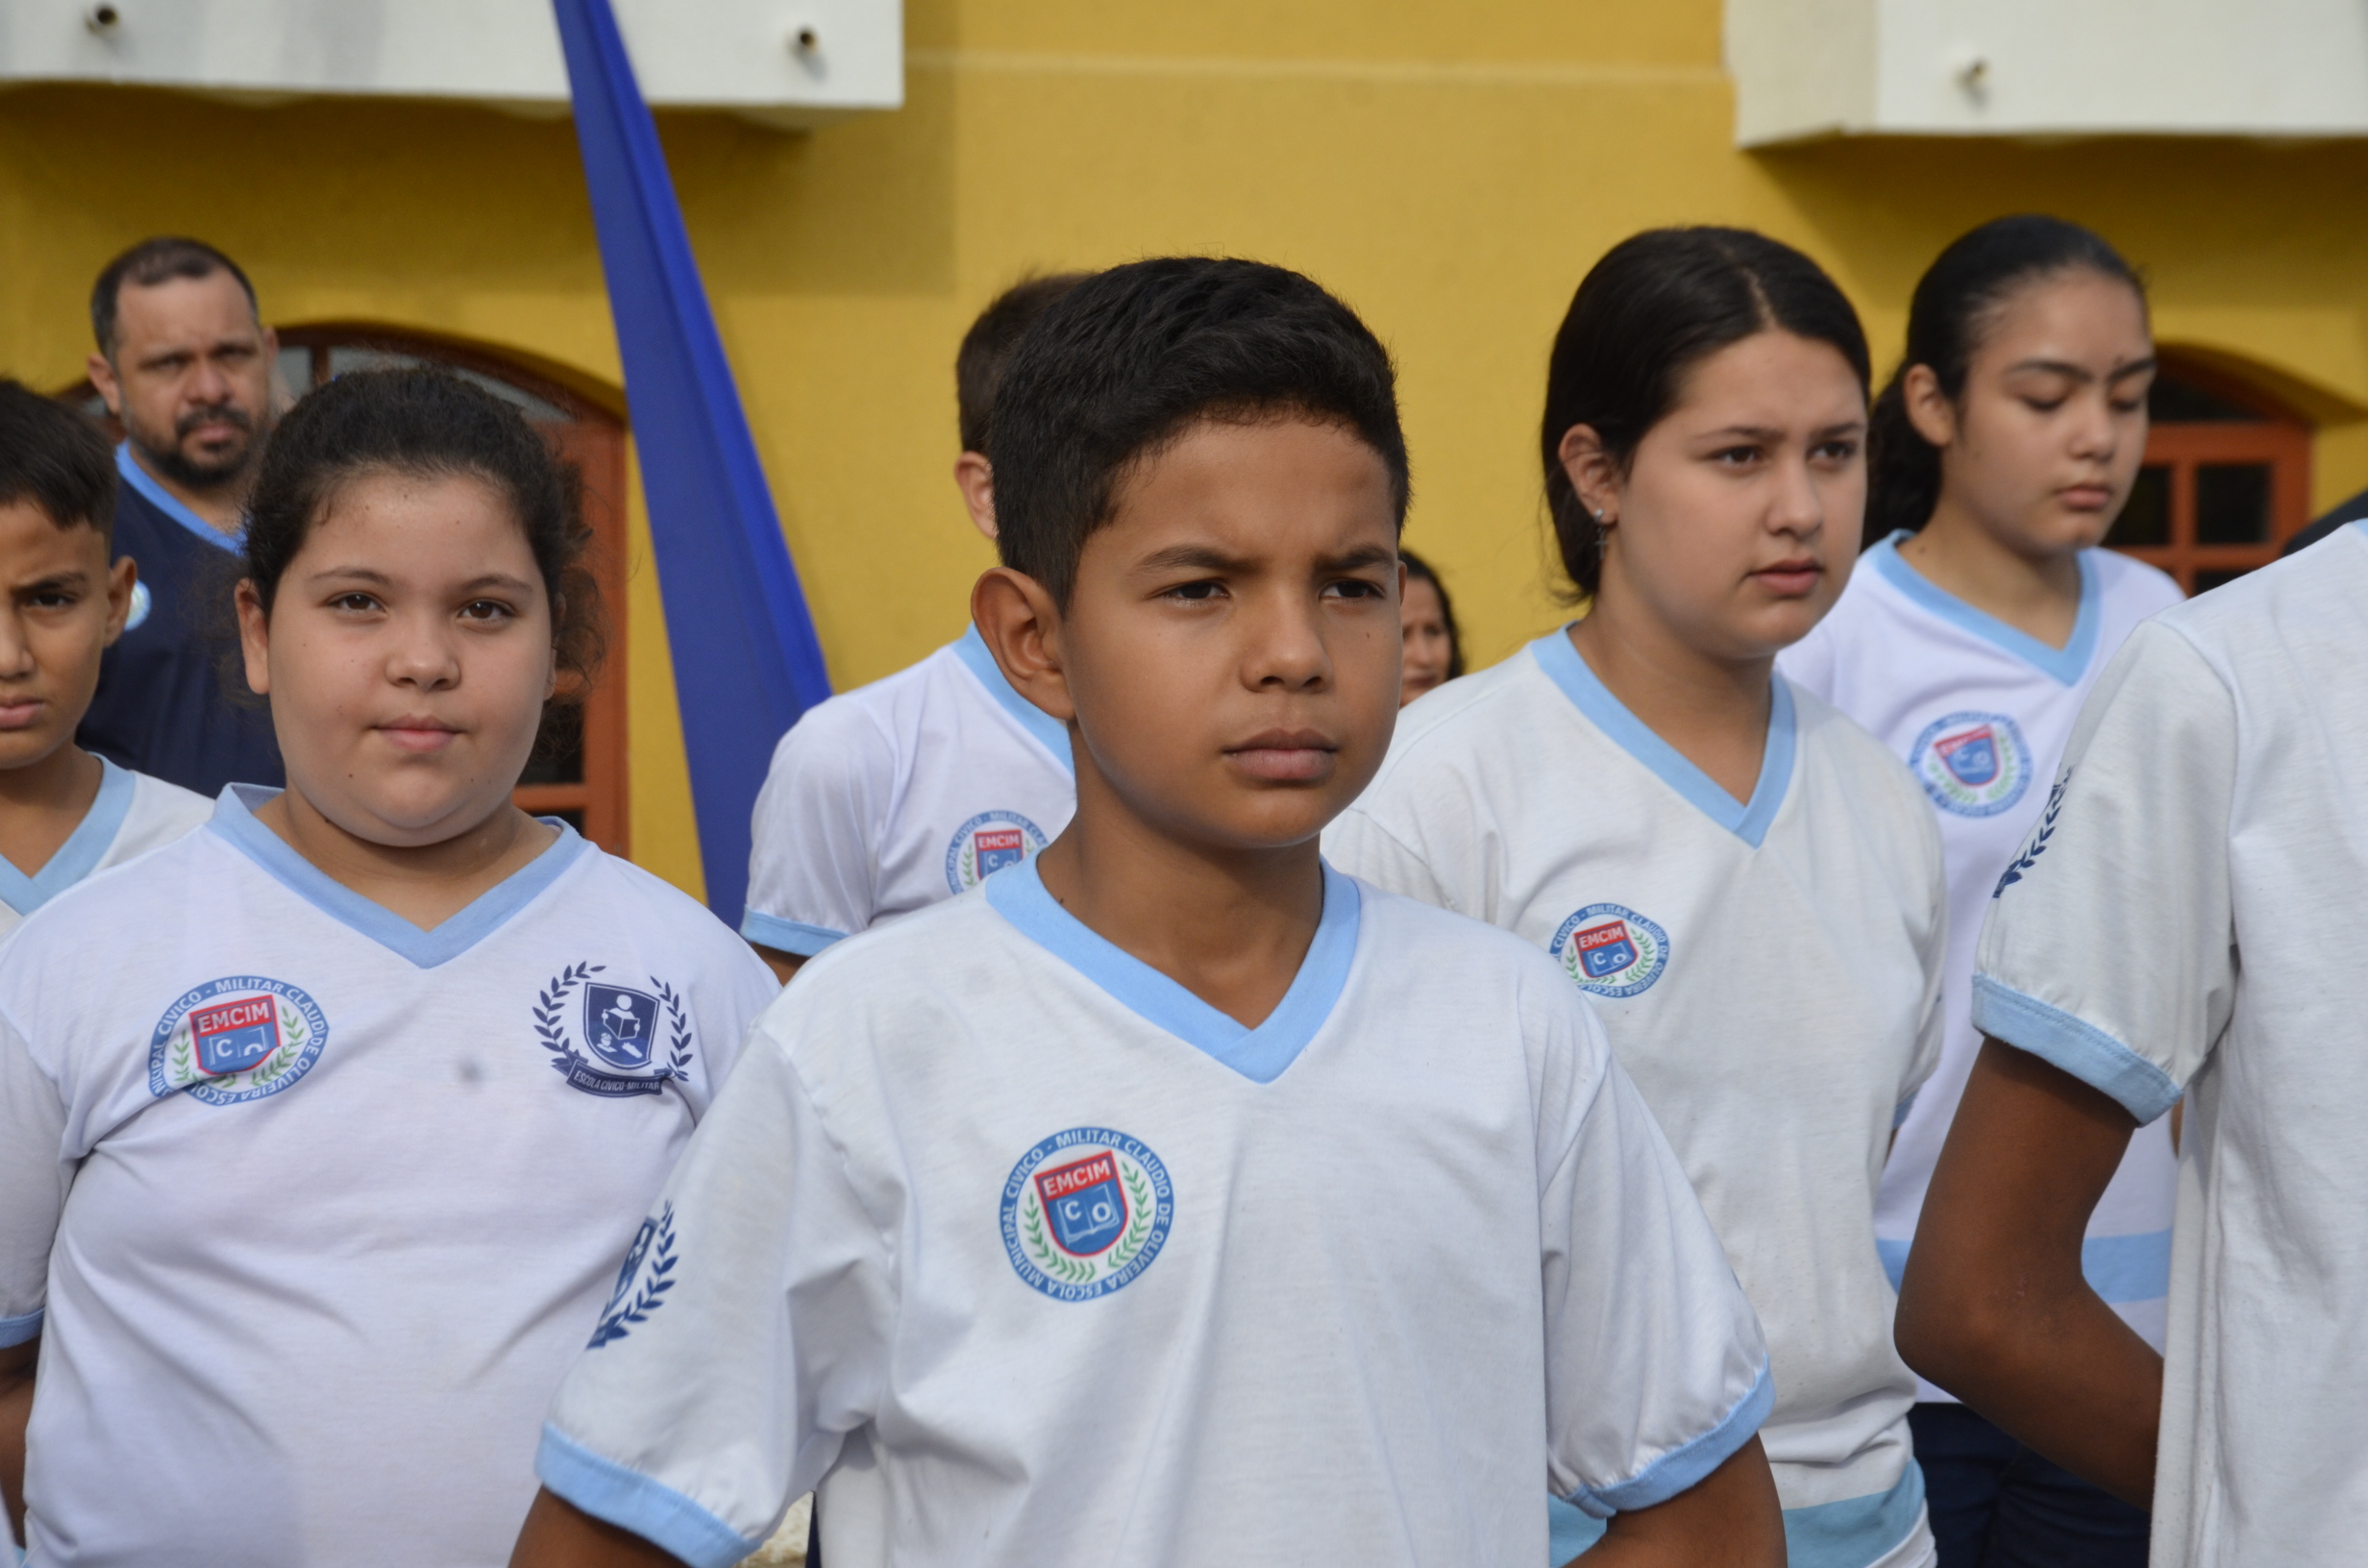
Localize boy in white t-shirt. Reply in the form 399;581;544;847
742;274;1088;982
1895;527;2368;1568
0;382;207;944
512;257;1784;1568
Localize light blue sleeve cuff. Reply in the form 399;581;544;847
1566;1356;1774;1519
536;1424;762;1568
0;1308;40;1348
1971;975;2182;1125
740;910;847;958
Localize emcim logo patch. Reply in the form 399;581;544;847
1001;1127;1172;1302
1911;710;2034;818
1550;904;1669;998
945;810;1048;894
149;976;329;1105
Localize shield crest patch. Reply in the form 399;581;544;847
190;995;282;1077
1574;919;1640;980
583;984;659;1071
973;826;1027;879
1936;725;2000;787
1034;1151;1129;1258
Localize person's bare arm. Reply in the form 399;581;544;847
1895;1039;2160;1506
1569;1436;1784;1567
751;943;804;987
3;1335;36;1549
510;1487;685;1568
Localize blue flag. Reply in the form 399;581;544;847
553;0;832;919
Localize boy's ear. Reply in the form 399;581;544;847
952;453;999;542
101;554;136;648
234;579;273;698
971;566;1073;724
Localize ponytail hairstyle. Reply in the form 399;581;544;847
243;368;605;681
1541;227;1870;599
1866;215;2145;541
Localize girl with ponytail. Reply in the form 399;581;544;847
1335;227;1947;1568
1778;215;2181;1567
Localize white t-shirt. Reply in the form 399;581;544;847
538;861;1771;1568
0;758;209;937
0;787;779;1568
742;625;1075;956
1781;536;2184;1392
1973;523;2368;1568
1328;630;1946;1568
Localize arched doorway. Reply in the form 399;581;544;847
65;327;631;854
2106;355;2313;595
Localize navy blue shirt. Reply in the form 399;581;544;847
79;447;283;796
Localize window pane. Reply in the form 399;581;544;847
324;347;569;422
519;699;586;787
448;367;569;423
2194;568;2253;595
276;346;313;401
2109;466;2172;548
2195;463;2272;545
2149;376;2263;424
328;346;432;379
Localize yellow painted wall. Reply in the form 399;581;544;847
5;0;2366;898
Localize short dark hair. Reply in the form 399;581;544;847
1867;215;2145;541
956;273;1091;453
1398;547;1464;679
0;380;116;542
91;236;260;357
243;369;604;679
988;257;1409;606
1540;227;1871;597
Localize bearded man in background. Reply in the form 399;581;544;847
82;236;284;794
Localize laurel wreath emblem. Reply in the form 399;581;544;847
587;1204;678;1348
533;962;695;1088
1993;773;2070;898
1561;923;1657;987
1018;1160;1159;1285
164;999;310;1091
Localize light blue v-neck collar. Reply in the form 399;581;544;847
0;758;138;918
208;785;589;968
952;625;1074;773
1530;628;1795;848
115;443;242;552
1870;531;2100;686
985;857;1359;1084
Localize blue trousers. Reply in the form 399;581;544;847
1911;1403;2149;1568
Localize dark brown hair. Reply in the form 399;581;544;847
91;236;259;357
1541;227;1871;597
243;368;604;679
0;380;116;541
956;274;1092;453
990;257;1408;607
1866;215;2144;542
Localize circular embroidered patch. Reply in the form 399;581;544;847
1550;904;1670;998
1001;1128;1173;1302
125;580;153;632
1910;711;2034;818
945;809;1049;894
148;977;329;1106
